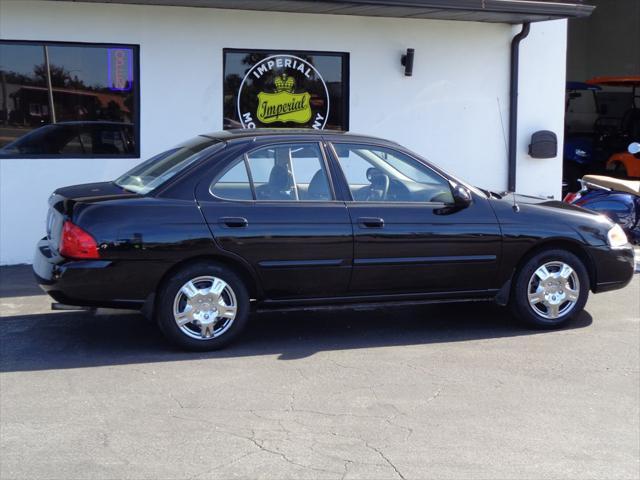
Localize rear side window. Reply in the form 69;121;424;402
211;160;253;200
210;143;332;202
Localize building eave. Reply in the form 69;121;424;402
44;0;595;24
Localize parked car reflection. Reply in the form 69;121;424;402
0;121;135;156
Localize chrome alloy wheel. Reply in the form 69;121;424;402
172;276;238;340
527;261;580;320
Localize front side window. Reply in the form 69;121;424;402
0;40;139;157
211;143;332;202
332;144;453;203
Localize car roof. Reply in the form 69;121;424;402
200;129;400;146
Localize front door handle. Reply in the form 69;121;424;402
358;217;384;228
219;217;248;228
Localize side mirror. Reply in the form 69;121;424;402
629;142;640;155
451;182;472;208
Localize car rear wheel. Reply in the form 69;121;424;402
510;249;589;328
156;262;250;351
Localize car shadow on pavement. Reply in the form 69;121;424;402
0;302;593;372
0;265;43;298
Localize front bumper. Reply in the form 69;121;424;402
588;244;636;293
33;238;146;309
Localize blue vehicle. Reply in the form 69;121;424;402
563;82;602;191
565;145;640;245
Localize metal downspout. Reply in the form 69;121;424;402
508;22;530;192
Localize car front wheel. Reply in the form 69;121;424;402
156;262;250;351
510;249;589;328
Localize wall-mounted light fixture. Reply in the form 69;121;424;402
401;48;415;77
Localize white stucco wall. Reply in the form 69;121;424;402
516;20;567;200
0;0;567;264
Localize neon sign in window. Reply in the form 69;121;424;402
108;48;133;92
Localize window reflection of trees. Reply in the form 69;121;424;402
0;43;136;152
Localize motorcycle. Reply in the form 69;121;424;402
564;143;640;244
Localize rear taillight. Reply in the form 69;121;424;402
59;221;100;259
563;192;579;203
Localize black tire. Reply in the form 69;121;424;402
156;261;250;351
510;249;589;329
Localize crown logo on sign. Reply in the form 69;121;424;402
274;74;295;93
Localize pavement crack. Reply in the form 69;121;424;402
341;459;354;480
365;442;406;480
427;388;442;403
291;408;386;420
327;358;367;372
169;393;185;409
220;428;340;475
189;451;257;479
288;390;296;412
385;416;414;442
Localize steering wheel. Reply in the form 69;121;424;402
387;179;412;202
364;168;390;201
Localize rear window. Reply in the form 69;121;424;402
115;136;223;194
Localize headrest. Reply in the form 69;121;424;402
308;169;330;200
268;165;290;190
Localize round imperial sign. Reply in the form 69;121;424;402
237;55;330;130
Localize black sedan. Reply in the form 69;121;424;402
33;130;635;350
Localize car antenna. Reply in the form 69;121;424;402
511;193;520;212
496;96;520;213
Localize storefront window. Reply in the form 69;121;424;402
223;49;349;131
0;41;139;157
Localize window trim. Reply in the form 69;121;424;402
208;141;339;203
0;39;141;159
222;48;350;132
327;141;455;205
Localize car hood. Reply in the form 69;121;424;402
486;191;615;247
499;192;604;217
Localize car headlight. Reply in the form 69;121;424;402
607;224;628;248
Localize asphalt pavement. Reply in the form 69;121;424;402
0;265;639;480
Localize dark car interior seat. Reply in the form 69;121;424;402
93;143;121;155
306;169;331;200
255;164;293;200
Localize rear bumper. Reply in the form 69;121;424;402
33;238;145;309
588;244;635;293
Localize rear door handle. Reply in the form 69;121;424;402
358;217;384;228
219;217;248;228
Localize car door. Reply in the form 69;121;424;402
196;141;352;300
327;141;502;295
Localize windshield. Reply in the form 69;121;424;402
115;136;223;194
